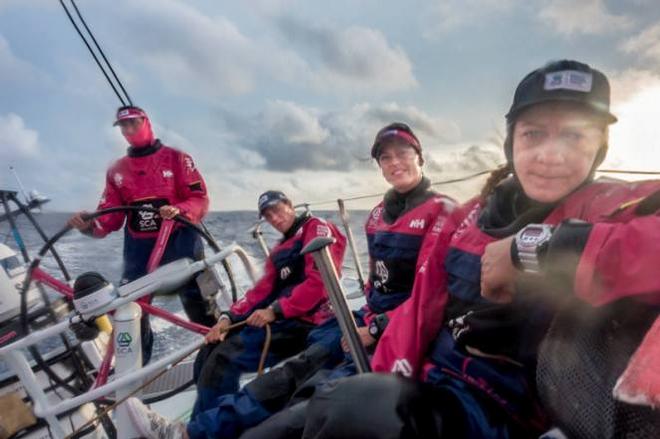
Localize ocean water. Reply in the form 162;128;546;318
0;210;370;364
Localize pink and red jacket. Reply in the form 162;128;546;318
371;178;660;378
361;194;456;332
90;142;209;238
228;215;346;325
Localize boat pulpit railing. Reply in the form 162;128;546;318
0;244;250;439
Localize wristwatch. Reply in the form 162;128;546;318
368;313;389;339
513;224;553;274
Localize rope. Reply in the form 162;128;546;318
257;323;272;376
305;169;494;206
304;167;660;207
63;321;272;438
598;169;660;175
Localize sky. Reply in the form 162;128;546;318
1;0;659;211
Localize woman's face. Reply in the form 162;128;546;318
513;103;606;203
262;201;296;234
378;141;423;193
118;117;144;136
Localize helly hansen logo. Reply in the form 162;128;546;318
408;219;425;229
374;260;389;288
316;224;330;237
280;266;292;280
368;207;383;227
391;359;413;377
162;169;173;178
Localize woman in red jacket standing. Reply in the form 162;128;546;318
69;106;212;363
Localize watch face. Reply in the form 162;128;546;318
369;324;379;337
520;227;544;244
519;225;553;247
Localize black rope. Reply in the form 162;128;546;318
58;0;126;106
598;169;660;175
305;167;660;207
305;169;494;206
70;0;133;105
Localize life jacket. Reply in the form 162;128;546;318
372;177;660;432
229;215;346;325
364;190;455;315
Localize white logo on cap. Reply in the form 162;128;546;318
544;70;593;92
118;109;130;117
259;194;269;206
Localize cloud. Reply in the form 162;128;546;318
111;0;258;98
276;17;417;93
0;34;43;85
423;0;516;34
606;69;660;172
203;140;503;211
619;22;660;65
537;0;633;36
223;100;461;172
106;1;415;99
0;113;40;160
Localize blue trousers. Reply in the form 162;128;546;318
187;317;355;439
122;226;212;365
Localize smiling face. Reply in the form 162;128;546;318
262;201;297;234
512;102;606;203
377;140;423;193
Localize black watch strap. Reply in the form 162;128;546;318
368;313;389;339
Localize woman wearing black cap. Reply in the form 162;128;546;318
297;60;660;438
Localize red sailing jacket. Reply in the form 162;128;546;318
371;178;660;378
361;195;456;328
228;216;346;325
90;142;209;238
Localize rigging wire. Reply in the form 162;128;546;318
58;0;127;106
598;169;660;175
69;0;133;106
304;167;660;207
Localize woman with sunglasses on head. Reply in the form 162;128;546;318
302;60;660;439
68;106;212;364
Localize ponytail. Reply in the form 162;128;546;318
480;163;513;201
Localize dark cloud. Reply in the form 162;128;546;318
275;16;416;92
220;100;461;172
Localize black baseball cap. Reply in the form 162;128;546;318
506;60;617;124
257;190;290;217
371;122;423;161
